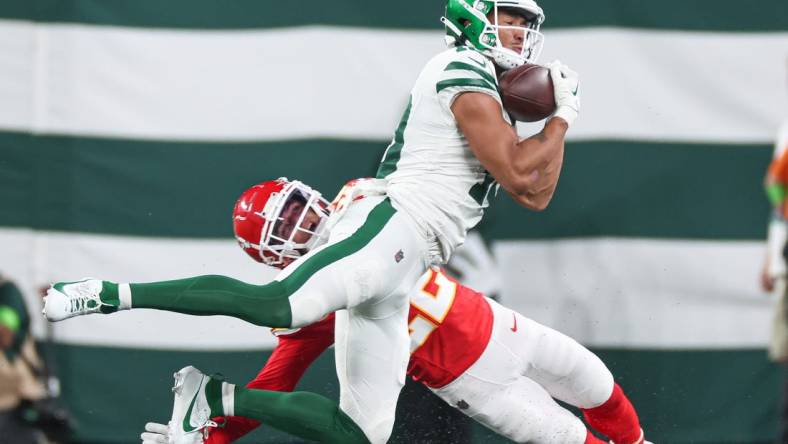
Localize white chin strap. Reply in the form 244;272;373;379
492;47;526;70
490;28;544;70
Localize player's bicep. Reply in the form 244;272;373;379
451;92;519;189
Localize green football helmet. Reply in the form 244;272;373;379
441;0;545;70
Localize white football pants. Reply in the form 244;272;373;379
277;195;429;443
432;297;615;444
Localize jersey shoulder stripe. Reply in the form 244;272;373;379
436;77;497;94
444;61;497;88
436;48;501;101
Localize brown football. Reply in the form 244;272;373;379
498;63;556;122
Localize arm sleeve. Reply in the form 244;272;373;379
436;51;503;116
205;314;336;444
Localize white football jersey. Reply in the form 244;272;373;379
377;46;510;263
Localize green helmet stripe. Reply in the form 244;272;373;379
443;0;495;52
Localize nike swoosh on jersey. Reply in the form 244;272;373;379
467;55;489;70
510;313;518;332
182;377;205;432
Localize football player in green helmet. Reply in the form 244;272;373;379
43;1;583;443
442;0;545;70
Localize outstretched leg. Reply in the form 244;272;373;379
44;198;403;329
168;366;370;444
47;196;429;444
489;298;644;444
431;368;593;443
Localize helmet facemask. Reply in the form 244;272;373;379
443;0;545;70
258;181;330;267
486;4;544;69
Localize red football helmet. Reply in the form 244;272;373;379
232;178;330;267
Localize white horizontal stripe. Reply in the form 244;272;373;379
519;29;788;143
0;21;33;131
0;227;772;349
0;19;785;143
495;238;772;349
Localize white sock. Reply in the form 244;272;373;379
118;283;132;310
221;382;236;417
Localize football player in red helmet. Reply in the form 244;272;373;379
232;178;330;267
45;0;585;441
141;178;650;444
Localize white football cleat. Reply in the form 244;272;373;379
43;279;114;321
168;366;231;443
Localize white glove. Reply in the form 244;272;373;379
141;422;170;444
140;422;206;444
546;60;580;127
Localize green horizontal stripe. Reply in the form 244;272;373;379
47;342;335;443
49;343;780;443
0;131;771;240
0;0;785;32
593;349;779;443
436;78;498;94
480;140;773;241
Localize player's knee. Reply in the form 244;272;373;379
572;356;615;408
288;296;331;327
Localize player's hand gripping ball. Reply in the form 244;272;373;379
498;64;556;122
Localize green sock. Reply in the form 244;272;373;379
98;282;119;305
231;386;370;444
100;275;292;327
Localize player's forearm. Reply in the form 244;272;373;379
507;177;559;210
508;118;567;210
453;91;565;208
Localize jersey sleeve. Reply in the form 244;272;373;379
436;49;502;115
204;313;336;444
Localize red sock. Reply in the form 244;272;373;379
582;383;642;444
585;429;607;444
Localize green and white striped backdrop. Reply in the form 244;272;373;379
1;1;787;442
